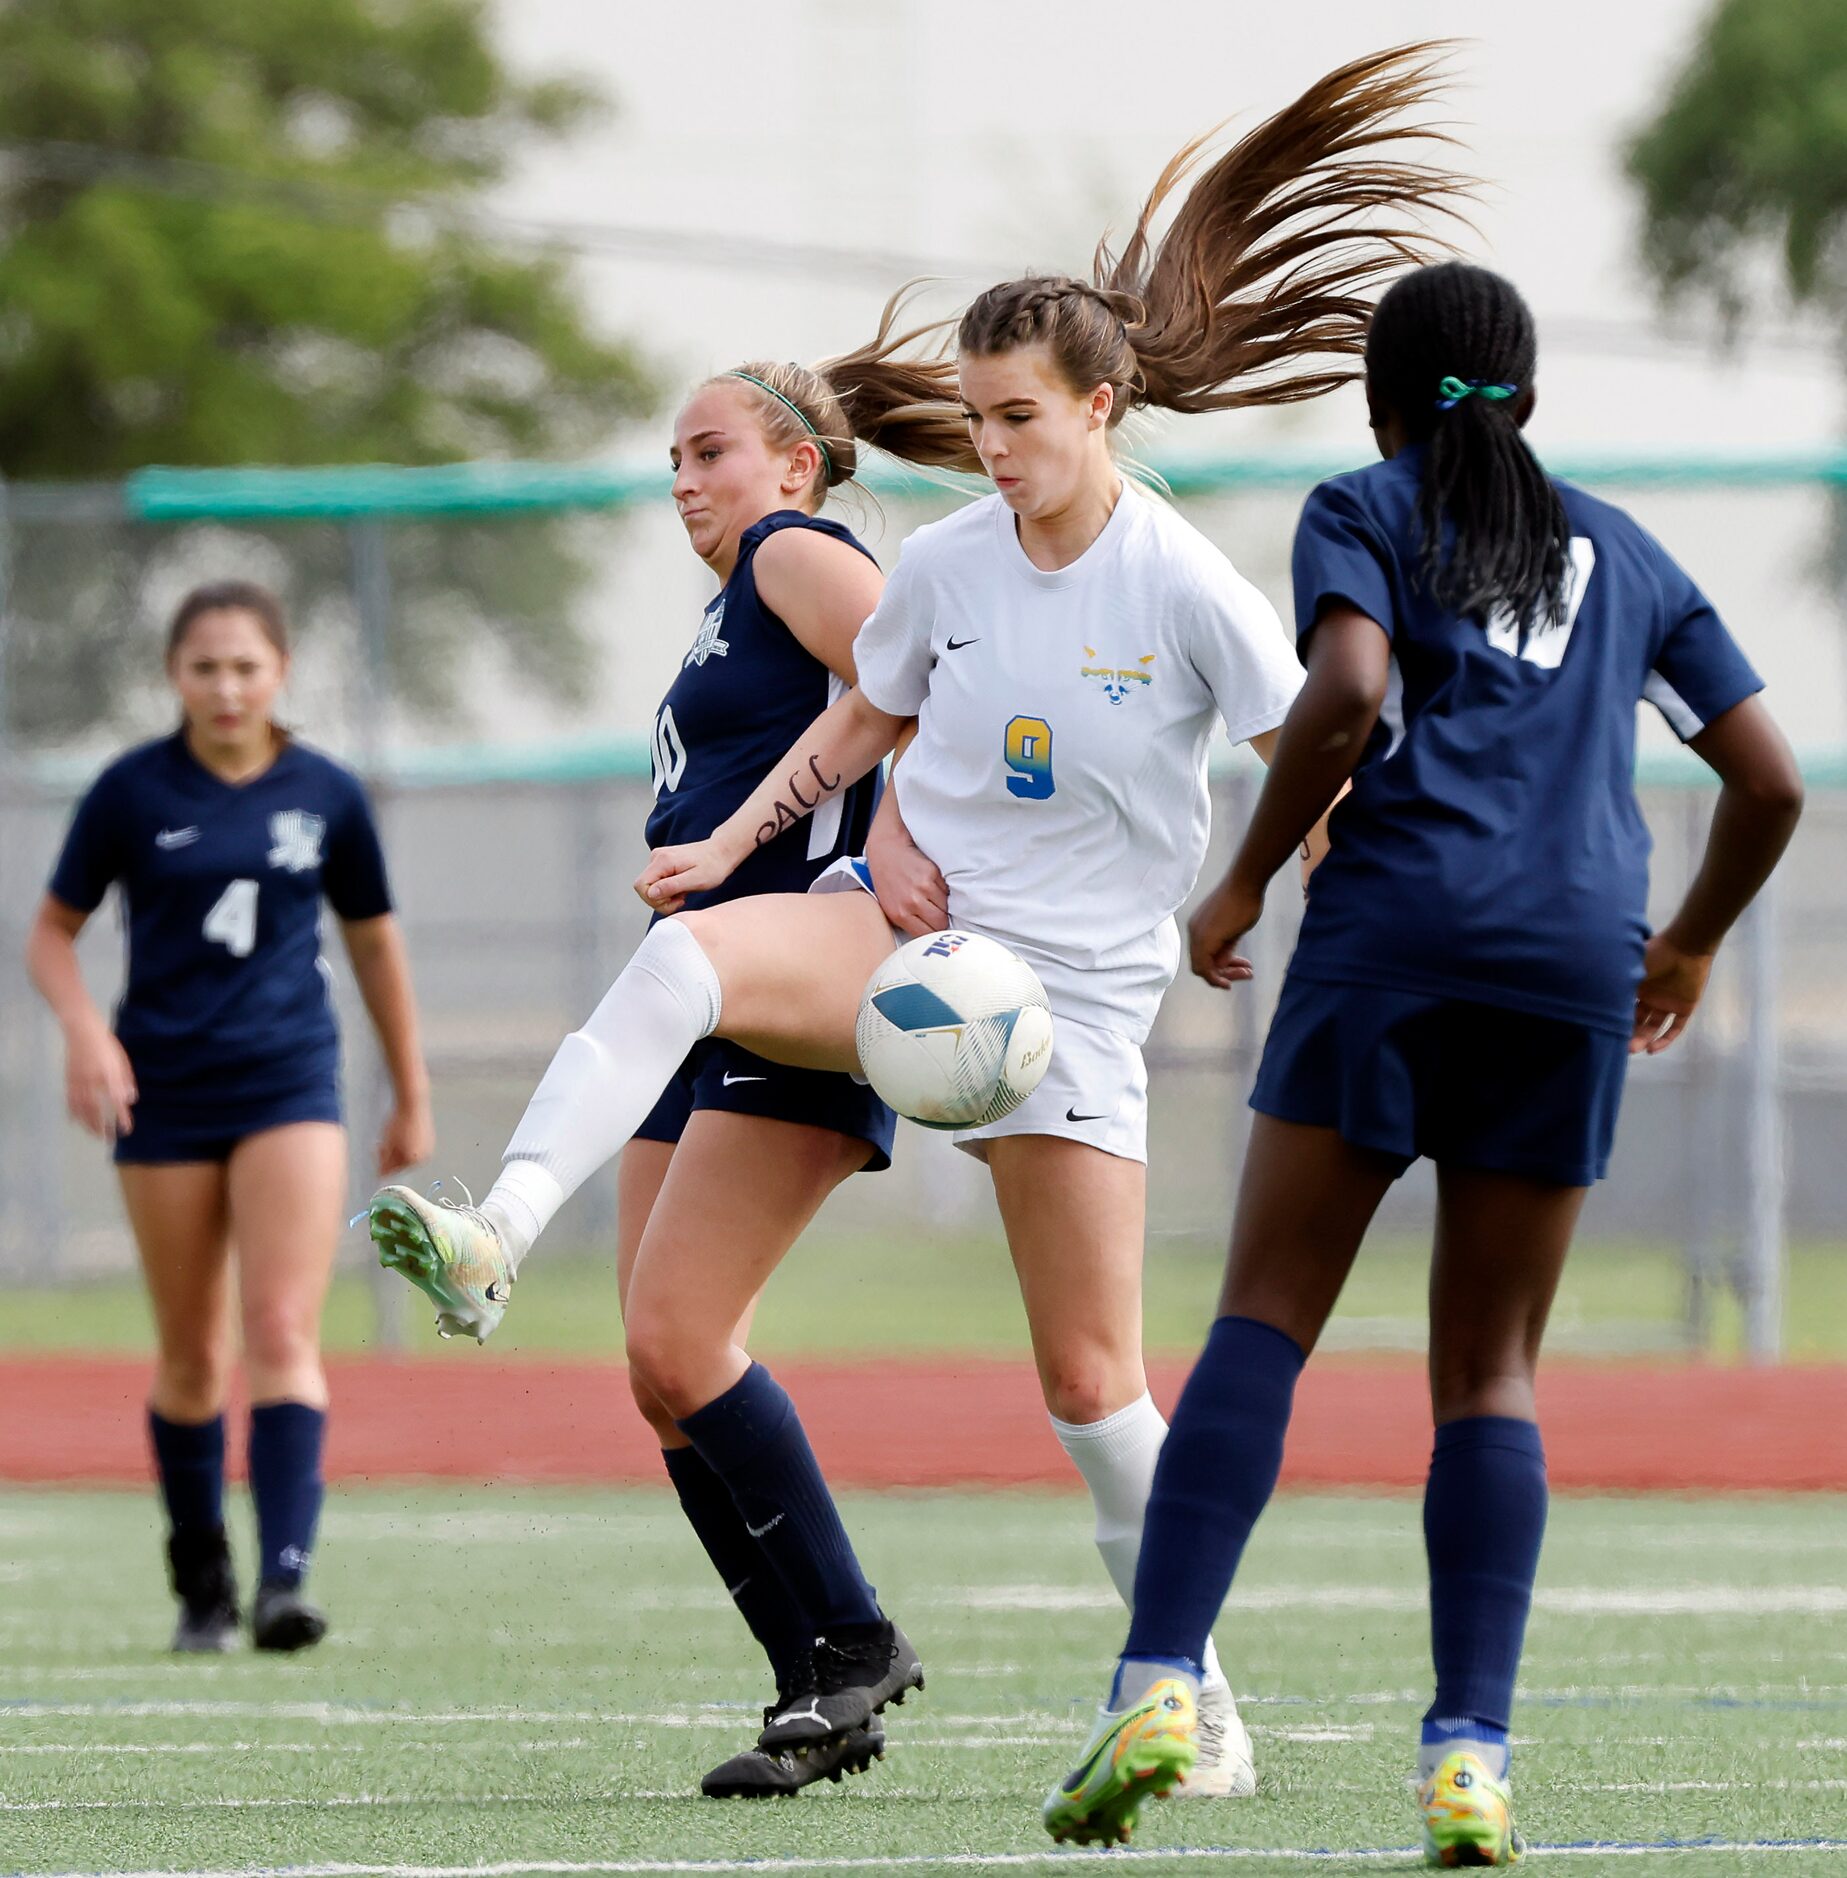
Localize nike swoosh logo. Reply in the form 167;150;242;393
1060;1700;1161;1795
945;635;980;651
155;827;200;849
746;1513;784;1539
1066;1107;1111;1123
722;1073;767;1086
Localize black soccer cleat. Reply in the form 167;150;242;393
702;1712;886;1798
166;1527;240;1654
251;1580;328;1653
757;1620;923;1750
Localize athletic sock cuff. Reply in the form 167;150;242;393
675;1362;793;1469
1048;1390;1164;1457
1432;1416;1545;1460
633;918;722;1037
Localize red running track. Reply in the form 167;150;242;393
7;1354;1846;1491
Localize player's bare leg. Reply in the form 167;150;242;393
230;1121;346;1652
990;1136;1252;1799
121;1162;239;1652
620;1114;890;1796
371;891;894;1340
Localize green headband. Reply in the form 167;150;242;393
1435;376;1519;412
727;370;835;479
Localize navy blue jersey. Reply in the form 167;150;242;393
49;732;392;1095
1288;448;1763;1035
646;511;883;906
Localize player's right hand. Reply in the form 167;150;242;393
636;836;740;914
65;1023;137;1140
1187;872;1263;990
867;822;949;937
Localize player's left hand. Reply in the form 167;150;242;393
1631;929;1712;1055
1188;873;1265;989
376;1096;435;1177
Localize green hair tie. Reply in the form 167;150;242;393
727;369;835;478
1435;376;1518;412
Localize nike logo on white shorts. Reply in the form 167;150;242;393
722;1072;767;1086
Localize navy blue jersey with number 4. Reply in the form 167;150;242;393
1289;447;1763;1035
49;733;392;1096
646;511;883;906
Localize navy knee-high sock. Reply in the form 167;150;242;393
248;1402;325;1590
663;1443;816;1695
1422;1416;1547;1753
677;1363;880;1633
149;1410;226;1536
1122;1315;1306;1671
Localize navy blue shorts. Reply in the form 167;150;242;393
1251;976;1628;1189
634;1038;895;1173
114;1080;343;1166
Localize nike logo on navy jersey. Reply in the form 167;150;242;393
154;826;201;850
945;635;980;651
1066;1106;1111;1123
722;1072;767;1086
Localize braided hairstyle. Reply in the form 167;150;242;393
1366;261;1571;632
956;45;1471;426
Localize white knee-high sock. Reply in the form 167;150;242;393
1051;1392;1225;1685
483;920;722;1270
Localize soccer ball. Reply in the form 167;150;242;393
856;931;1054;1130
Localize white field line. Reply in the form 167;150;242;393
13;1839;1847;1875
9;1685;1847;1726
0;1739;594;1756
952;1584;1847;1616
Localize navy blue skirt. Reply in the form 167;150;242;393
1251;975;1628;1189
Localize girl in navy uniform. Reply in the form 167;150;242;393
27;580;431;1654
1051;262;1804;1863
376;347;959;1795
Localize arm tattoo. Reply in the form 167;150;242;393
754;755;847;851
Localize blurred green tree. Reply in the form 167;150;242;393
1628;0;1847;675
0;0;660;745
1627;0;1847;333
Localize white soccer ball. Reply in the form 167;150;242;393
856;930;1055;1130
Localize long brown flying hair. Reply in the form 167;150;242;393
720;44;1469;495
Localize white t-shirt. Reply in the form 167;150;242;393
854;486;1304;1042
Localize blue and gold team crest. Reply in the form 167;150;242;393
685;596;730;668
1081;647;1156;704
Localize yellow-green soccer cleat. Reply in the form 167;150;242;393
1042;1676;1198;1847
1419;1749;1524;1867
369;1183;514;1344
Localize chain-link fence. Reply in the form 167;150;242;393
2;454;1844;1357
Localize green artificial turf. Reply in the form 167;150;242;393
2;1486;1845;1874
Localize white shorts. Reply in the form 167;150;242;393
810;856;1149;1165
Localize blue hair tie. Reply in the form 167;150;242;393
1436;376;1518;411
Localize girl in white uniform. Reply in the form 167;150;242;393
371;46;1462;1794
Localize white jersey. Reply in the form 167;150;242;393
853;487;1304;1042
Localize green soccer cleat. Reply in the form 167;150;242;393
369;1182;514;1344
1042;1675;1198;1847
1419;1749;1524;1867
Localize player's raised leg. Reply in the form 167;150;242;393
989;1133;1253;1800
1414;1164;1583;1867
370;889;893;1340
618;1116;891;1795
232;1119;346;1651
1046;1118;1396;1845
120;1162;237;1653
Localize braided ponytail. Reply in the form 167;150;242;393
1366;262;1570;632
